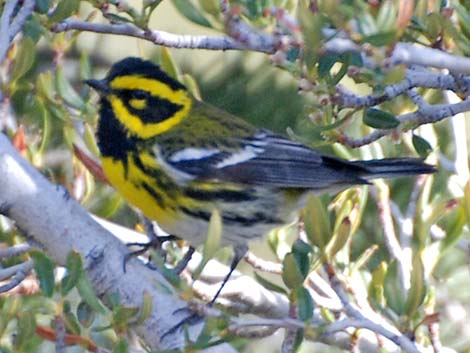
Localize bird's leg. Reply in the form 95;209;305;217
123;215;178;272
209;243;248;305
162;244;249;339
173;246;196;275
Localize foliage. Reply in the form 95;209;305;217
0;0;469;352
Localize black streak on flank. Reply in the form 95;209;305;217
180;206;211;221
141;181;166;209
184;188;257;203
222;211;282;227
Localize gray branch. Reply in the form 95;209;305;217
52;18;279;54
0;0;35;66
337;98;470;147
0;132;207;352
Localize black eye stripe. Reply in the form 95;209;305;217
131;89;150;100
118;89;183;124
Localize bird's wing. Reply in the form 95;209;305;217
164;131;369;189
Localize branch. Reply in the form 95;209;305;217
0;133;210;352
0;0;35;66
0;0;18;65
52;18;279;54
324;35;470;74
324;264;422;353
336;69;470;108
336;98;470;147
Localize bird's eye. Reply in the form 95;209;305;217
132;90;150;100
128;90;150;110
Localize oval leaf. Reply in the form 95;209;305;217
383;260;406;315
31;251;55;297
363;108;400;129
282;253;305;289
11;37;35;82
412;134;433;157
172;0;212;27
303;195;331;251
405;255;426;317
295;287;314;322
61;251;83;296
77;301;96;328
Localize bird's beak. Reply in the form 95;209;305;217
84;79;109;94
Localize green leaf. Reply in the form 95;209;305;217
61;251;83;296
292;240;312;279
198;0;220;16
80;52;92;81
31;251;55;297
172;0;212;27
363;108;400;129
36;99;51;155
23;15;47;42
64;311;81;335
134;292;153;325
49;0;79;23
295;287;314;321
55;66;87;112
383;260;406;315
36;0;51;13
361;31;396;46
77;276;106;314
298;2;325;72
282;253;305;289
303;195;331;251
193;209;222;279
103;13;133;24
11;37;35;82
405;255;426;317
441;203;466;253
412;134;433;157
160;47;180;80
36;71;56;103
318;54;339;78
327;217;351;259
113;339;129;353
16;311;37;349
368;262;386;307
254;272;288;294
182;73;201;100
77;301;96;328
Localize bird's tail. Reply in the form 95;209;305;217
346;158;436;180
352;158;436;180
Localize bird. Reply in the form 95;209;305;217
86;56;435;299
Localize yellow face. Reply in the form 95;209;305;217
106;74;192;140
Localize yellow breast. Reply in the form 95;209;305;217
101;155;178;227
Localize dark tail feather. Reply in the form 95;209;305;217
353;158;436;180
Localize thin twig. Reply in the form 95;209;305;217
0;0;18;65
337;69;470;108
337;99;470;147
55;316;66;353
8;0;35;41
324;34;470;74
0;259;33;293
244;251;282;274
52;18;279;54
0;243;31;259
323;264;422;353
371;185;409;292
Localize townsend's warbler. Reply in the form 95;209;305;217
86;57;434;248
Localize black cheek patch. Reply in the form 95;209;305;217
138;96;183;124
